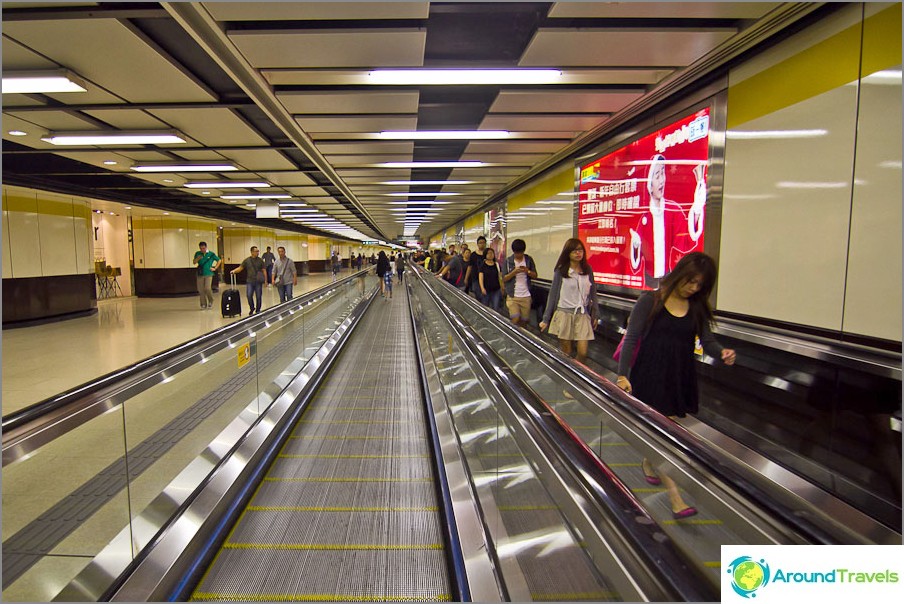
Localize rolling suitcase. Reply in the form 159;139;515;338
222;273;242;318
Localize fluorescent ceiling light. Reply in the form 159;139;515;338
185;181;269;188
367;69;562;85
386;192;461;197
220;194;291;200
2;70;87;94
378;161;485;168
42;130;186;145
130;162;237;172
726;129;827;140
278;203;309;207
388;201;453;205
378;130;509;140
381;180;473;185
8;130;27;136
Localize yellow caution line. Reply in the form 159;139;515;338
246;506;438;512
290;435;420;440
263;477;433;483
298;419;412;424
192;593;451;602
223;542;444;551
632;487;666;493
278;454;429;459
606;463;642;467
662;518;723;526
531;592;620;601
498;505;559;511
704;561;722;568
330;407;411;411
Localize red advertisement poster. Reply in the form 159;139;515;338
578;108;710;290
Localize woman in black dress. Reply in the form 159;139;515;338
616;252;736;518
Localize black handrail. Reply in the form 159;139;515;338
420;265;874;544
2;270;372;459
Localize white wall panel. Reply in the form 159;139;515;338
141;217;165;269
719;86;857;330
162;217;190;268
132;215;146;270
37;193;77;276
3;190;13;279
73;200;92;275
842;67;903;340
6;189;42;278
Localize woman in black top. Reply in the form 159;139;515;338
375;251;392;299
617;252;736;518
478;247;505;312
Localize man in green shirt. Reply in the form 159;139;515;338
193;241;220;310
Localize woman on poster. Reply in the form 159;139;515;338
629;154;706;288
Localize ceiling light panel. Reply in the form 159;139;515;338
2;70;87;94
377;130;510;140
42;130;187;145
184;181;270;188
130;162;237;172
367;69;562;85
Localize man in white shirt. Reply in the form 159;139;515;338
502;238;538;327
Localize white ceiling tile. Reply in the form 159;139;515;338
463;140;567;155
520;29;737;67
296;115;418;133
6;109;105;132
172;150;231;161
146;108;270;147
460;153;549;166
279;91;420;114
549;2;780;19
204;2;429;21
481;114;610;133
256;172;316;187
2;20;217;103
228;30;426;68
316;141;415;155
284;186;330;197
80;109;171;130
327;155;415;166
219;149;297;170
491;90;644;113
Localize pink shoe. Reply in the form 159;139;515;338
673;507;698;520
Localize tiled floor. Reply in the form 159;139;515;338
1;272;348;416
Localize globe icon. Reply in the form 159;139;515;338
733;560;765;592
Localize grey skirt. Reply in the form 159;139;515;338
549;309;595;341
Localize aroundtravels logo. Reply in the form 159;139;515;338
727;556;771;598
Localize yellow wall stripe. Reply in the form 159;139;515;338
223;542;443;551
464;213;483;231
246;506;438;512
507;166;573;212
191;592;451;602
862;4;902;76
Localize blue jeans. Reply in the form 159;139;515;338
246;281;263;313
277;283;293;303
483;289;502;312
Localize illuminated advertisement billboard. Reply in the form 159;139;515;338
578;108;710;290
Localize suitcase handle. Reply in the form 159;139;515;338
231;272;237;288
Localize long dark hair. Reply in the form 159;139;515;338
554;238;592;279
651;252;717;334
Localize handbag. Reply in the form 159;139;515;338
613;331;641;365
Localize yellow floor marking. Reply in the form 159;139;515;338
531;591;619;601
277;453;429;459
497;505;559;511
290;435;419;440
704;561;722;568
223;542;444;551
191;593;451;602
661;518;723;526
298;419;411;424
246;506;438;512
263;477;434;483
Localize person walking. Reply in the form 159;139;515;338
615;252;736;519
395;252;405;282
272;246;298;303
464;235;488;298
331;252;342;281
502;238;538;327
376;251;392;300
231;246;266;316
262;246;276;287
539;238;599;363
192;241;220;310
437;245;466;289
478;247;505;312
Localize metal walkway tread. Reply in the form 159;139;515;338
192;286;451;601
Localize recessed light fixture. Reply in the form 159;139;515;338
378;130;509;140
103;160;117;165
163;212;170;215
386;192;461;197
220;194;291;200
2;69;88;94
42;130;186;145
162;179;174;183
366;69;562;85
184;181;270;188
378;161;485;168
380;180;473;185
130;162;237;172
202;191;211;195
8;130;27;136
